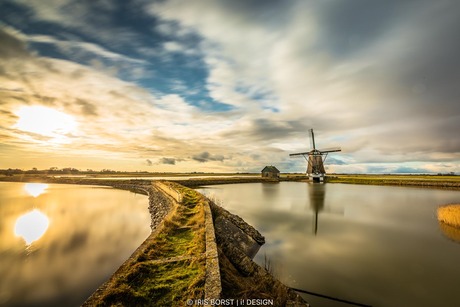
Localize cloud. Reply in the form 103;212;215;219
192;152;225;163
392;166;430;174
159;157;176;165
0;26;241;171
0;26;30;59
26;34;146;64
326;157;346;166
74;99;98;116
146;159;152;166
1;1;460;173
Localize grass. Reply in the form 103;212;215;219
141;203;205;260
330;174;460;181
88;184;206;306
437;204;460;228
99;259;205;306
326;174;460;189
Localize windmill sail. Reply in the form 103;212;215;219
309;128;316;150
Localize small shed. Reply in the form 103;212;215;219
261;166;280;179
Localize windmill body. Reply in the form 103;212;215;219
290;129;341;182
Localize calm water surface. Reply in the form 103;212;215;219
0;182;150;307
198;182;460;307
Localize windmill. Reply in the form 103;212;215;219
290;129;341;182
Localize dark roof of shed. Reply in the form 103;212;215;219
261;165;280;173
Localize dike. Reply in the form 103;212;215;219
84;181;309;306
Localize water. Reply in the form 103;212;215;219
0;182;151;307
197;182;460;307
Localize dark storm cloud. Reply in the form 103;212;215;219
192;152;224;163
0;27;29;58
217;0;295;28
222;118;310;143
389;3;460;115
369;116;460;157
314;0;416;58
160;157;176;165
75;98;98;116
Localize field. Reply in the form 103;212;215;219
326;174;460;189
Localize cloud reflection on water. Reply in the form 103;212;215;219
0;182;151;306
199;182;460;307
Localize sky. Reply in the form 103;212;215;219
0;0;459;174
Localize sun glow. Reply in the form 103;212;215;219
14;209;50;245
24;183;49;197
15;106;77;143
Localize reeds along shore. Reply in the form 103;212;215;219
437;204;460;228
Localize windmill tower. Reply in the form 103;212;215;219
290;129;341;182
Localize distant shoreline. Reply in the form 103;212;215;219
326;174;460;190
1;173;459;190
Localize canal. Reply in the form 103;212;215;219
0;182;150;307
198;182;460;307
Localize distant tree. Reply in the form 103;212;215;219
1;168;23;176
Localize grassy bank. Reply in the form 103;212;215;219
86;184;206;306
437;204;460;228
327;174;460;189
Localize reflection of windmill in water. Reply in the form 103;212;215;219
290;129;341;182
308;183;326;235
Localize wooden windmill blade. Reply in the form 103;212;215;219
309;128;316;150
289;151;311;157
317;147;342;153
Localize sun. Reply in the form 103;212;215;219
14;209;50;245
15;106;78;144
